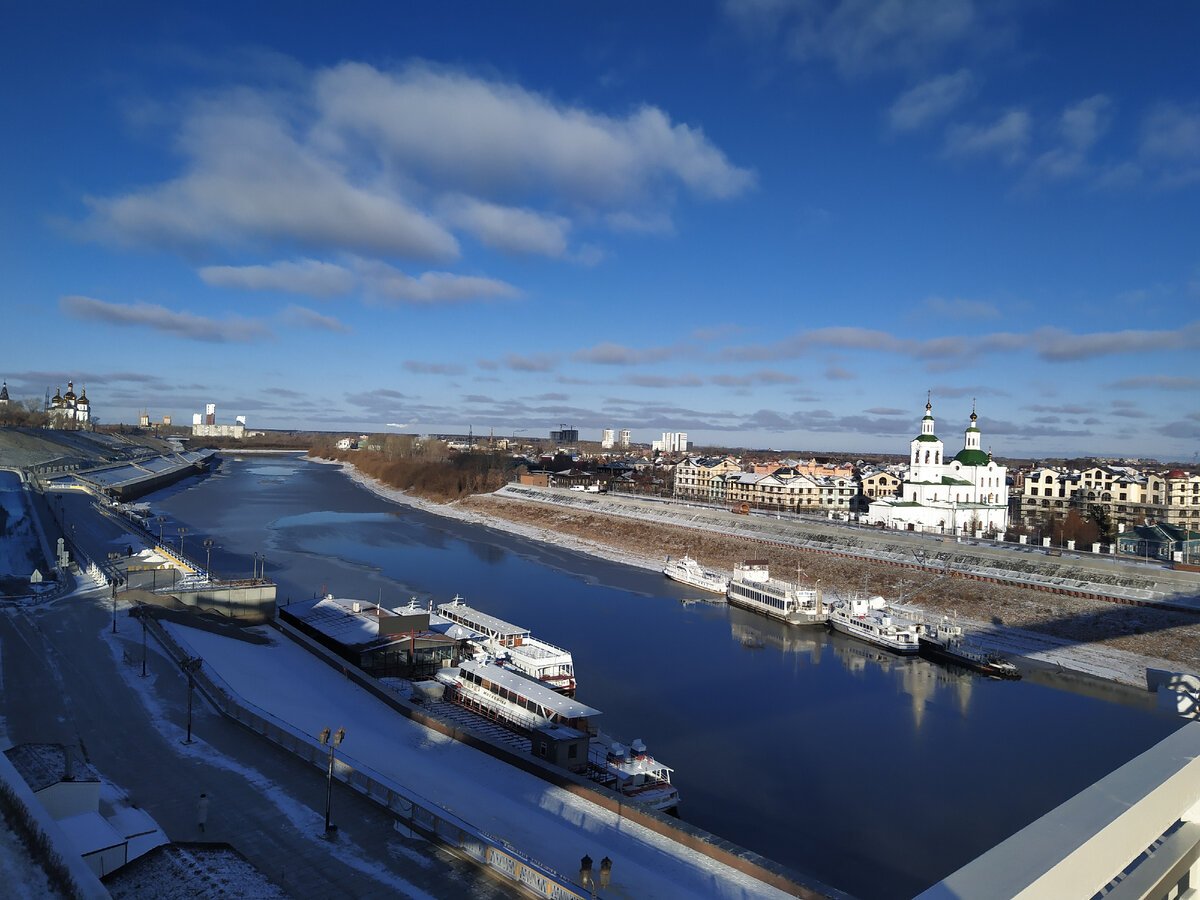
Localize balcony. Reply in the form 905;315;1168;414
916;722;1200;900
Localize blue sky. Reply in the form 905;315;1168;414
3;2;1198;461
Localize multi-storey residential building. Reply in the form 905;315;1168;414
673;457;741;503
618;429;631;448
652;432;689;453
814;475;855;513
601;429;615;449
1165;469;1200;527
1019;465;1200;531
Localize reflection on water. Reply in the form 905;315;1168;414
150;454;1182;900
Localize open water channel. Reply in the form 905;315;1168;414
148;453;1183;900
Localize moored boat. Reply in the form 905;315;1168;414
827;595;923;654
435;659;681;811
726;560;827;625
588;735;680;812
919;618;1021;679
663;555;729;594
436;596;577;694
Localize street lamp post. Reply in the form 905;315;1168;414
178;527;189;559
319;727;346;834
180;657;203;744
203;539;215;580
252;551;258;582
157;516;165;542
579;854;613;898
108;552;121;633
137;606;148;677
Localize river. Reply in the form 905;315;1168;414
147;453;1183;900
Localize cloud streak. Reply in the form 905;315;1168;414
200;259;356;297
60;295;271;342
888;69;973;132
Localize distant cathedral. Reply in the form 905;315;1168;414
47;380;92;428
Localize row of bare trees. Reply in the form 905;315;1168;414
0;399;48;428
309;437;521;503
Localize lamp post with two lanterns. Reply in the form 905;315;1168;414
579;854;612;898
319;727;346;834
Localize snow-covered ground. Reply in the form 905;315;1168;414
94;600;462;900
163;619;800;900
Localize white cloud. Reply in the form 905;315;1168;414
199;259;355;297
1060;95;1112;150
944;109;1031;164
359;261;520;305
726;0;977;79
572;341;679;365
313;62;755;204
84;99;459;261
1140;102;1200;163
888;69;973;132
1140;102;1200;187
278;304;351;333
438;196;570;257
604;210;676;235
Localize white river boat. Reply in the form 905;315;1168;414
437;596;576;694
827;595;924;654
726;560;827;625
663;555;729;594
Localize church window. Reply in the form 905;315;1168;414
935;451;940;463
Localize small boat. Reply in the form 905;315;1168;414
589;735;680;812
827;595;923;654
663;555;729;595
919;618;1021;679
726;560;827;625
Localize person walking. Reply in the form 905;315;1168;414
197;793;209;833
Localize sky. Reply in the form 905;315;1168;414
2;2;1198;461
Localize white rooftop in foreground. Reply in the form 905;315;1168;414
168;623;798;900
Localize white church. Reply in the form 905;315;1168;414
865;399;1009;536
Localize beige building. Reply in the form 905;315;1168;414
1019;465;1200;530
673;457;741;502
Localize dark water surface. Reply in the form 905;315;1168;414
151;454;1182;900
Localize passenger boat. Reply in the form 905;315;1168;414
588;735;680;812
436;597;576;694
919;618;1021;679
662;555;729;594
827;595;923;654
725;560;827;625
435;659;680;811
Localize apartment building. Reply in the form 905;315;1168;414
1019;465;1200;529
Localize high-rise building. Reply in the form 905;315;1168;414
601;429;615;449
619;429;631;448
652;432;688;453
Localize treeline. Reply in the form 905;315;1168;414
309;443;521;503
